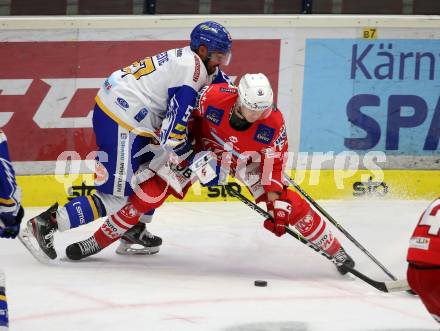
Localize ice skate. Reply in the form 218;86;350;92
27;203;59;260
66;236;103;261
116;222;162;255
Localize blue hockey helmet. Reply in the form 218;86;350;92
190;21;232;63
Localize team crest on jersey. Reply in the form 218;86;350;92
205;106;224;125
176;48;183;57
254;124;275;144
116;97;129;110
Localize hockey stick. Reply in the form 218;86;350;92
208;131;398;281
282;174;398;281
224;184;409;293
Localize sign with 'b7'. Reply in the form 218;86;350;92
0;40;280;162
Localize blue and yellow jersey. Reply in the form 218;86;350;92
95;46;229;151
0;130;21;217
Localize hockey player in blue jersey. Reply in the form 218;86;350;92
26;21;233;261
0;130;24;330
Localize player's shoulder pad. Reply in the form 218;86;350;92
197;83;237;115
262;107;287;150
266;106;285;125
170;46;208;88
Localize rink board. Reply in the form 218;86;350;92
16;169;440;207
1;16;440;173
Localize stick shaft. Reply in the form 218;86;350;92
282;174;398;281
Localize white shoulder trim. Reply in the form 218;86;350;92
0;130;6;144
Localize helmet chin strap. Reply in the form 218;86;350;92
229;105;253;131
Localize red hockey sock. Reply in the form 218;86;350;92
130;175;171;213
94;203;141;248
277;189;342;256
294;209;341;256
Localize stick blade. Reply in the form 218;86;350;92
384;279;410;293
344;265;409;293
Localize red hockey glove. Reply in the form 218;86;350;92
264;200;292;237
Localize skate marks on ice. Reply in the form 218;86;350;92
222;321;309;330
6;202;439;331
222;325;436;331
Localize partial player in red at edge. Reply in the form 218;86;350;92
407;198;440;324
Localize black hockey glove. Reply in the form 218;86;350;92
0;206;24;239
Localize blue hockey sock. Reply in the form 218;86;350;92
0;288;8;328
59;196;100;230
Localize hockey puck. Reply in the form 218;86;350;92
254;280;268;287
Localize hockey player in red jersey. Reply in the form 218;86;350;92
66;73;355;274
407;198;440;323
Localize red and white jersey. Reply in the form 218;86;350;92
407;198;440;266
193;83;288;194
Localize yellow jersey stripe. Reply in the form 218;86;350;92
87;196;99;220
94;96;157;139
0;295;7;301
169;132;186;140
175;123;186;132
0;197;15;206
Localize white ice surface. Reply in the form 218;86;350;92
1;200;439;331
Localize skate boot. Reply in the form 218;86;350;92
28;203;59;260
66;236;103;261
334;247;355;275
116;222;162;255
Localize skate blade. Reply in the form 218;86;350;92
115;244;160;256
18;222;52;265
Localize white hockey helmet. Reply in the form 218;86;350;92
238;73;273;114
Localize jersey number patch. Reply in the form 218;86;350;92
122;57;156;80
419;201;440;236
